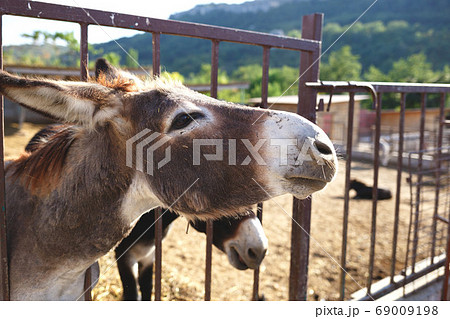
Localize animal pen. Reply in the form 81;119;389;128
0;0;449;301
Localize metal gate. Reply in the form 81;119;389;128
1;0;449;301
0;0;322;301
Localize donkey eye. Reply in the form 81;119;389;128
170;112;203;131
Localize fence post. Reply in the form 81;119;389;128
0;13;9;301
288;13;322;301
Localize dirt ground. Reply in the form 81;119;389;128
4;121;445;301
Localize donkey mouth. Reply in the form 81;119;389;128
286;177;328;190
228;246;250;270
282;177;329;199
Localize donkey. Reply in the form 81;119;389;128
349;179;392;200
0;58;336;300
115;209;266;300
25;124;267;301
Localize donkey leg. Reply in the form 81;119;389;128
138;262;154;301
117;257;139;301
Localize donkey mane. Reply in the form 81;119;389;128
10;125;77;196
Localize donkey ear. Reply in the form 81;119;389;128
0;70;122;127
95;58;120;82
95;58;145;91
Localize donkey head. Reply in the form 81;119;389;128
190;210;267;270
0;59;337;220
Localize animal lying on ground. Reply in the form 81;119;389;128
115;209;267;300
0;58;336;300
349;179;392;200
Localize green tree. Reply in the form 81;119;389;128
387;53;440;83
320;46;362;81
160;71;185;83
363;53;447;109
187;64;229;85
21;31;42;45
102;52;121;66
363;65;390;82
125;48;139;68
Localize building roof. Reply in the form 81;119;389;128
249;94;370;106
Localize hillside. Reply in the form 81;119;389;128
92;0;449;76
4;0;449;79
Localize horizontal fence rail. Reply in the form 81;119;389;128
0;0;320;52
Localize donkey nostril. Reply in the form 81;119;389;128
247;248;258;260
314;140;333;155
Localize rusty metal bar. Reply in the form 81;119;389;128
152;33;161;77
154;207;163;301
204;40;220;301
339;92;355;300
359;258;446;301
0;0;320;52
431;93;446;262
79;23;91;301
252;202;263;301
307;81;450;94
442;217;450;301
411;94;427;273
289;13;322;301
0;13;9;302
80;23;89;81
366;92;382;295
404;154;415;287
252;47;269;301
210;40;220;99
83;267;92;301
390;93;406;283
151;33;162;305
204;220;213;301
261;46;270;108
152;37;162;300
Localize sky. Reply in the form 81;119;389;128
3;0;248;46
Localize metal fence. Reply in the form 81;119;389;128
0;0;322;301
306;82;450;300
0;0;449;301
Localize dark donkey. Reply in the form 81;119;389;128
349;179;392;200
115;209;266;300
0;59;336;299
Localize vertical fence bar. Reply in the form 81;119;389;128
430;93;446;262
260;46;270;108
204;220;213;301
0;13;10;301
79;23;91;301
339;92;355;300
80;23;89;81
252;203;263;300
252;46;270;301
289;13;322;301
210;40;220;98
367;92;382;295
411;94;427;273
152;33;161;76
390;92;406;283
442;219;450;301
152;32;162;301
204;40;220;301
154;207;163;301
